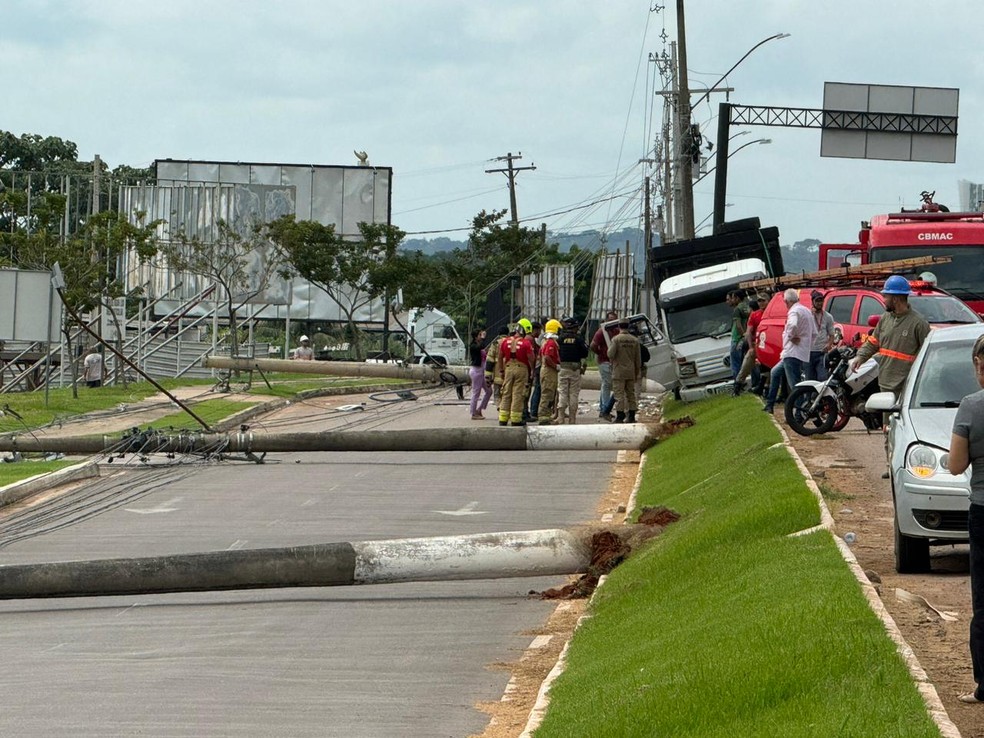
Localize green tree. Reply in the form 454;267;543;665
159;220;280;359
266;217;407;361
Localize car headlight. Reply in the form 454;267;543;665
906;445;944;478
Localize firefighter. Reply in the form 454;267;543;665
849;275;930;400
497;323;536;426
556;316;589;424
537;320;562;425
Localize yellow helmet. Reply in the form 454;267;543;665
545;319;562;334
517;318;533;334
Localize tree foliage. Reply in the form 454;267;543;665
266;216;407;360
159;220;279;358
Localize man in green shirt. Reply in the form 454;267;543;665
727;289;751;382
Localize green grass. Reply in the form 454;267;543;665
142;399;258;431
0;459;76;487
533;394;941;738
0;376;410;433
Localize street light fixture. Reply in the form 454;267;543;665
694;138;771;186
707;34;791;234
691;33;791;112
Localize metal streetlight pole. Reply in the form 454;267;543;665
707;33;790;234
694;138;771;187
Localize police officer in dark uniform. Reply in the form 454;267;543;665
555;316;590;424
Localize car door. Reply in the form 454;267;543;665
825;291;862;346
646;322;679;391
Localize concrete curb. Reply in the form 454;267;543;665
772;420;962;738
0;460;100;509
517;448;642;736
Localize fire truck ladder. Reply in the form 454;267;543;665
738;255;952;292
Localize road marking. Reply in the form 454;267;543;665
124;496;183;514
227;539;247;550
116;603;141;617
434;501;487;516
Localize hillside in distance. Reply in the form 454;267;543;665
403;228;822;275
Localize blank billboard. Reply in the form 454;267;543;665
821;82;958;163
0;269;60;342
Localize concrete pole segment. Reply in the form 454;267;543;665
0;425;658;455
202;356;664;393
0;530;591;600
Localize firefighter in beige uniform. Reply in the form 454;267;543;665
608;318;642;423
496;325;536;426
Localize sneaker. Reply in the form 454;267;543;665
471;414;484;420
762;405;774;413
599;412;613;422
959;692;983;704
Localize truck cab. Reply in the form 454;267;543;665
600;313;677;392
658;258;767;387
406;308;466;366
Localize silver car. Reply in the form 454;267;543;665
868;323;984;573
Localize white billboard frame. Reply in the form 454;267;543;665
0;269;61;342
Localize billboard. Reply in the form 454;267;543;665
0;269;61;342
820;83;958;163
121;160;393;323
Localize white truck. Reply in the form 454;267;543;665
657;258;767;389
649;218;785;396
405;307;466;366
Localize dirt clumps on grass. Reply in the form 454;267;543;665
534;510;680;600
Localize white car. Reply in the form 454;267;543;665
868;323;984;573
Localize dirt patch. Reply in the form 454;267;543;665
786;422;984;737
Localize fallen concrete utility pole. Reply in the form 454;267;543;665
203;356;665;393
0;424;659;455
0;529;591;600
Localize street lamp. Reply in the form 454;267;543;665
694;138;771;186
708;35;790;234
691;33;791;112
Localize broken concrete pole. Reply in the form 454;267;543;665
0;529;592;600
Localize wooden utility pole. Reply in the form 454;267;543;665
675;0;695;239
486;152;536;225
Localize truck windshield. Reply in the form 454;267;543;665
908;295;980;324
871;245;984;303
663;298;732;343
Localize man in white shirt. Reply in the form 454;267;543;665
292;335;315;361
82;347;105;388
763;289;817;413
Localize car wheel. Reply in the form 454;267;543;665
894;511;930;573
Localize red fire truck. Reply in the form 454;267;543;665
818;192;984;314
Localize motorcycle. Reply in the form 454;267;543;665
784;346;883;436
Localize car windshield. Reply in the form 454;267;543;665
872;246;984;302
909;295;980;324
910;341;982;407
663;299;732;343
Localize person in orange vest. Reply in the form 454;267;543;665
537;320;562;425
497;323;536;426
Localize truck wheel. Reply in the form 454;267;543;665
784;386;837;436
894;514;930;573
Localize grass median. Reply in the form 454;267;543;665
533;394;941;738
0;459;77;488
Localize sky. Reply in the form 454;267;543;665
4;0;984;249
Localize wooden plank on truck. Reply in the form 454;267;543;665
738;255;952;291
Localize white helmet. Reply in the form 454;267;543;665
299;335;310;342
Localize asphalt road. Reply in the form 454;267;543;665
0;387;617;737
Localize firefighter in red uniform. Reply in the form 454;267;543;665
497;323;536;426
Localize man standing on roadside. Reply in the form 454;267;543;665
807;291;836;381
727;290;751;382
764;289;816;413
556;316;589;424
537;320;561;425
608;317;642;423
82;346;106;388
850;275;930;401
497;323;536;427
590;310;620;421
733;298;764;396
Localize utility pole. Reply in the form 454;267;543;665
675;0;695;239
486;152;536;226
92;154;102;215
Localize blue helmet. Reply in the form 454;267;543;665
881;275;911;296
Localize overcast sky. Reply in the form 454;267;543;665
4;1;983;249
